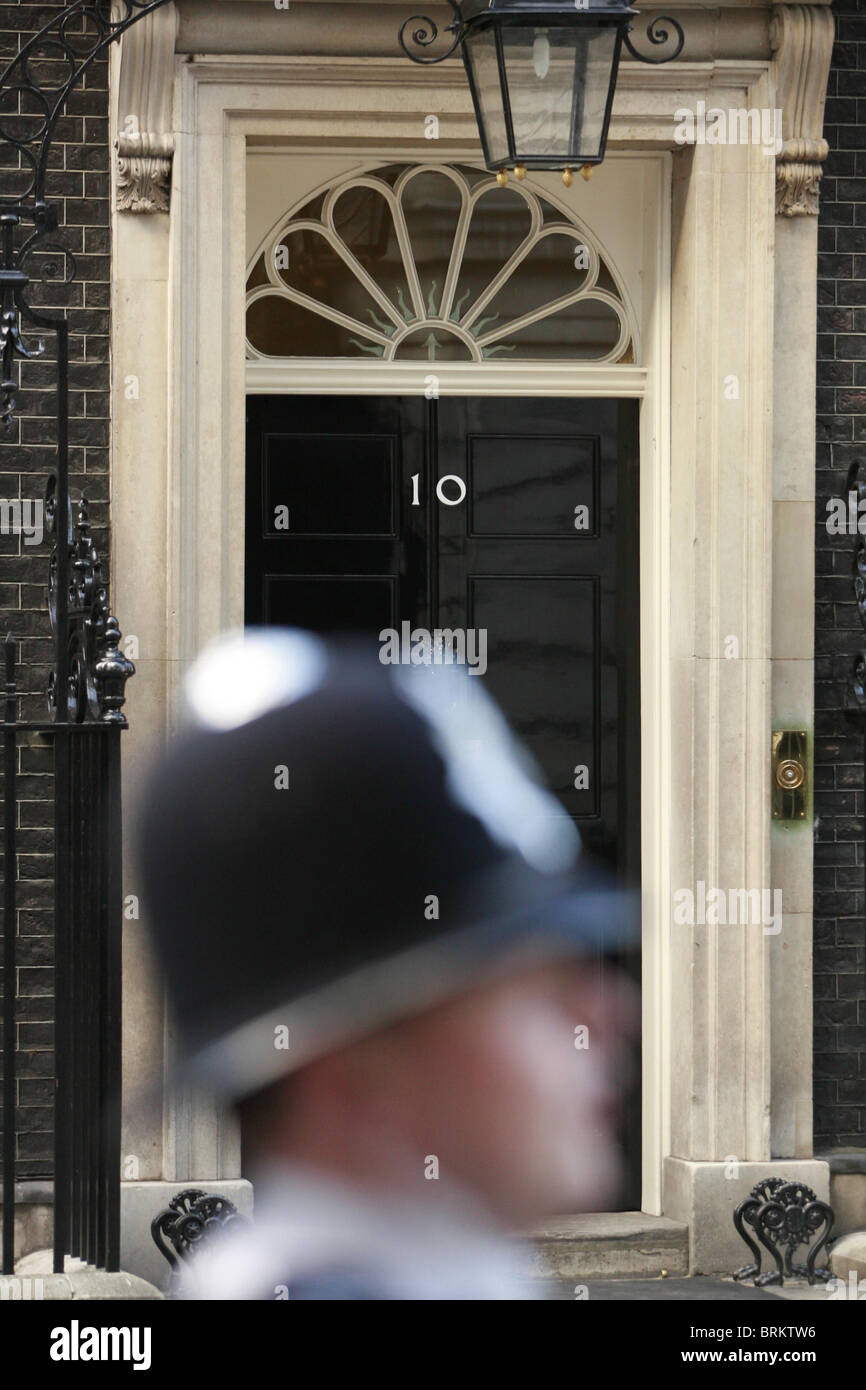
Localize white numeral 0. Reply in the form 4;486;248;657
436;475;467;507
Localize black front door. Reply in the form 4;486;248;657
246;393;641;1203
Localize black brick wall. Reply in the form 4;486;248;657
0;2;111;1179
814;0;866;1149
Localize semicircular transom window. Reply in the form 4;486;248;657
246;164;634;364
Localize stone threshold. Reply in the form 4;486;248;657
526;1211;689;1281
817;1147;866;1176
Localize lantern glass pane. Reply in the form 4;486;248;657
462;28;510;167
501;24;618;163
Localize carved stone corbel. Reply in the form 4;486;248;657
114;2;178;213
770;3;835;217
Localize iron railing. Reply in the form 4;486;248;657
1;490;133;1277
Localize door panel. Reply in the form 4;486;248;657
261;432;397;537
467;433;599;538
263;575;399;633
246;397;426;632
468;574;599;818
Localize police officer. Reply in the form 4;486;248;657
139;629;637;1300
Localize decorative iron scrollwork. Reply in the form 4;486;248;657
398;6;685;69
0;1;176;215
733;1178;834;1286
0;0;176;424
0;212;49;427
398;4;465;65
152;1189;249;1297
622;16;685;64
45;477;134;725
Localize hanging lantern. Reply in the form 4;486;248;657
399;1;684;179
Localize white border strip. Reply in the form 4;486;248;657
245;360;648;397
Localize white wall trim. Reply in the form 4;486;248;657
245;362;649;397
161;52;675;1196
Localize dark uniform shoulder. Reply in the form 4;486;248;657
279;1267;401;1301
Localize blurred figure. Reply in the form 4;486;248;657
139;629;637;1300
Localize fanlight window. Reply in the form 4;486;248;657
246;165;633;364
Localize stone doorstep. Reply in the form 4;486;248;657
829;1230;866;1283
13;1225;860;1299
818;1149;866;1176
819;1151;866;1240
11;1251;162;1300
526;1212;690;1281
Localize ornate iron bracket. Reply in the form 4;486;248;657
152;1189;249;1297
398;6;684;68
399;3;465;64
622;16;685;64
0;0;176;426
732;1179;834;1286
